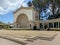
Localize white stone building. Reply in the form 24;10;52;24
13;5;40;29
13;5;60;30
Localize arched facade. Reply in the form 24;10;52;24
16;14;29;28
13;6;40;29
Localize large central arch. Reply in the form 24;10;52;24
16;14;29;28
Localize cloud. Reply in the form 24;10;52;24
22;2;28;7
0;0;25;15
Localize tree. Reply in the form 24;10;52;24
27;0;60;20
47;0;60;19
27;1;32;7
48;13;60;20
49;0;60;15
32;0;49;20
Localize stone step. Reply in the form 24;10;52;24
25;36;40;42
0;35;27;45
38;34;57;41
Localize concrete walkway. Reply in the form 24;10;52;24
0;32;58;45
0;38;20;45
26;32;60;45
0;30;59;45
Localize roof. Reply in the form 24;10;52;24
13;6;39;14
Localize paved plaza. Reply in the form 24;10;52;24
0;30;59;45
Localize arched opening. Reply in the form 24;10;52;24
16;14;28;28
33;24;37;30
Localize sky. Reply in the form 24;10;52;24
0;0;32;23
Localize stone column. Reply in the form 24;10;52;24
36;23;40;29
58;22;59;28
53;22;54;28
47;23;49;28
43;23;44;30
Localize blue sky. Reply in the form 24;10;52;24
0;11;13;23
0;0;32;23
